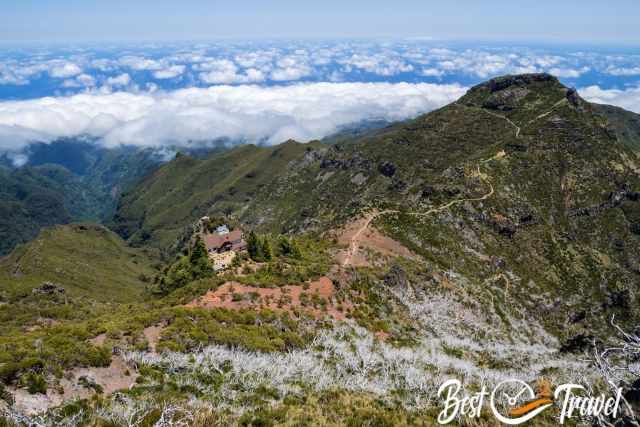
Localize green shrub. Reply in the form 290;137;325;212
0;362;21;383
84;345;112;367
0;383;14;405
25;372;47;394
158;237;213;294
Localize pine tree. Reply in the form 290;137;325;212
247;231;262;261
190;235;208;264
189;235;213;278
261;237;273;261
278;236;292;256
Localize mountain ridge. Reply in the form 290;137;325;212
2;73;640;424
111;73;640;340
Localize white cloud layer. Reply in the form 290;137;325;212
580;85;640;113
1;42;640;97
0;82;466;154
49;62;83;78
106;73;131;87
153;65;186;79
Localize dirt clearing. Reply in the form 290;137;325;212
335;212;417;267
186;276;352;320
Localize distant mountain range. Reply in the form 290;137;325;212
0;120;390;256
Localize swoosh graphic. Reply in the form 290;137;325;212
509;398;554;417
494;403;553;425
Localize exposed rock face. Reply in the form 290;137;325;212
298;148;324;168
486;73;556;93
350;173;367;186
32;282;66;296
459;73;566;116
565;87;585;108
320;158;344;169
320;154;372;171
482;87;530;111
421;185;462;199
569;188;640;218
378;161;397;177
384;264;409;292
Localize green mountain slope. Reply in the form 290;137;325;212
249;73;640;337
0;223;156;302
4;73;640;424
112;73;640;339
0;166;72;255
110;141;322;252
0;141;161;255
593;103;640;149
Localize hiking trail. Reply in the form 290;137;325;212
341;100;566;267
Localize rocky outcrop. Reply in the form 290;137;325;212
32;282;65;296
565;88;580;106
421;185;462;199
320;154;372;171
383;264;409;292
486;73;556;93
459;73;566;115
378;161;396;177
569;188;639;218
482;87;530;111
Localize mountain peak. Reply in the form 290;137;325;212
458;73;573;115
478;73;561;92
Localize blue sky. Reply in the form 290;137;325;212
1;0;639;43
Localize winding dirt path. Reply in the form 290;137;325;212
341;210;396;266
341;155;502;267
480;109;522;138
529;98;567;125
494;113;521;138
480;96;567;138
341;103;537;268
341;100;567;267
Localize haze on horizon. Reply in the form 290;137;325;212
1;0;639;44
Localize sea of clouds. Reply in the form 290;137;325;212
1;40;639;164
0;82;466;155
